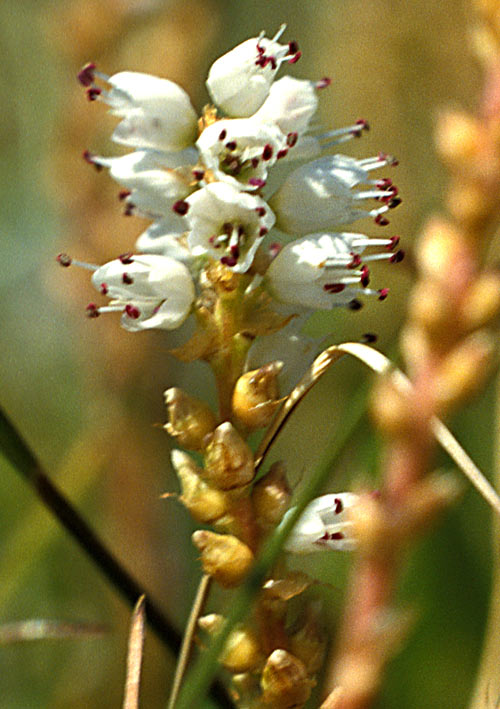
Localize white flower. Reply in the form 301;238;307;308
196;118;287;192
269;153;400;235
84;254;195;331
184;182;275;272
283;493;359;553
88;149;196;219
265;232;404;310
135;214;192;262
205;25;301;117
252;75;321;139
78;64;198;152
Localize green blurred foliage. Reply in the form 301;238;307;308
0;0;495;707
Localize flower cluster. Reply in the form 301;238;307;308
65;25;403;335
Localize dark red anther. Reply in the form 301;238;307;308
390;249;405;263
376;178;393;190
192;169;205;181
259;226;268;236
220;255;237;267
286;131;298;147
348;253;362;269
348;298;363;310
276;148;288;159
375;215;390;226
123;203;134;216
251;157;260;168
388;196;401;209
353;119;369;136
255;206;266;217
262;143;273;160
56;253;72;267
323;283;345;293
124;304;140;319
361;333;378;344
78;62;96;87
269;56;277;70
82;150;102;171
87;87;101;101
230;245;240;258
86;303;100;318
316;77;331;90
225;140;237;151
288;50;301;64
269;242;282;258
329;532;345;541
333;497;343;514
118;189;131;201
122;273;134;284
218;129;227;141
387;235;400;250
248;178;266;188
378;288;389;301
172;200;190;215
100;283;109;295
119;253;134;264
288;40;299;55
360;265;370;287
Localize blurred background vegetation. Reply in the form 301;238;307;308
0;0;495;706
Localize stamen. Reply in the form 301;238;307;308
172;200;190;215
125;304;141;319
82;150;102;171
220;255;237;267
100;283;108;295
361;333;378;344
262;144;273;160
218;129;227;141
316;77;331;90
334;497;343;514
122;273;134;284
286;132;298;147
378;288;389;300
360;266;370;287
56;253;72;267
348;299;363;310
225;140;237;151
118;189;131;201
77;62;96;87
323;283;345;293
86;303;100;318
390;249;405;263
87;87;101;101
119;253;134;264
248;178;266;188
255;207;267;217
276;148;288;159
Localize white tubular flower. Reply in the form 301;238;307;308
265;232;404;310
252;75;323;139
196;118;287;192
58;253;195;331
184;182;275;273
283;493;360;553
269;153;401;235
78;64;198;152
206;25;301;117
87;150;196;219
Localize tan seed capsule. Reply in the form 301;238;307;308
232;362;283;431
171;450;229;523
204;421;255;490
260;649;314;708
164;387;217;451
253;461;291;528
192;530;254;587
199;615;262;673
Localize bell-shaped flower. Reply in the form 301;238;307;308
135;214;192;262
265;231;404;310
85;254;195;331
283;493;360;553
252;75;321;140
88;150;197;219
78;64;198;152
205;25;301;117
196;118;287;192
269;153;400;235
184;182;275;272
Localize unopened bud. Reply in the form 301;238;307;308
171;450;229;523
204;422;255;490
400;324;432;377
232;362;283;430
416;217;471;285
290;605;326;675
447;181;490;228
434;331;495;413
404;472;463;534
253;461;291;528
408;280;457;340
164;388;217;451
435;110;482;169
260;649;314;708
192;530;254;587
370;376;415;438
460;272;500;330
198;614;262;672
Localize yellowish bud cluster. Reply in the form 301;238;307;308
260;649;315;708
232;362;283;431
164;387;217;451
204;422;255;490
192;530;254;587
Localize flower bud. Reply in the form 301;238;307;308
370;375;417;438
460;272;500;330
232;363;283;431
416;217;470;285
435;110;482;169
434;331;495;413
260;649;314;708
204;422;255;490
164;388;217;450
192;530;254;587
408;280;457;340
253;461;291;528
171;450;229;523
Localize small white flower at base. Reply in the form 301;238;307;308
87;254;195;332
283;493;360;553
265;232;403;310
185;182;275;273
269;154;400;235
205;26;301;117
78;65;198;152
196;118;287;192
